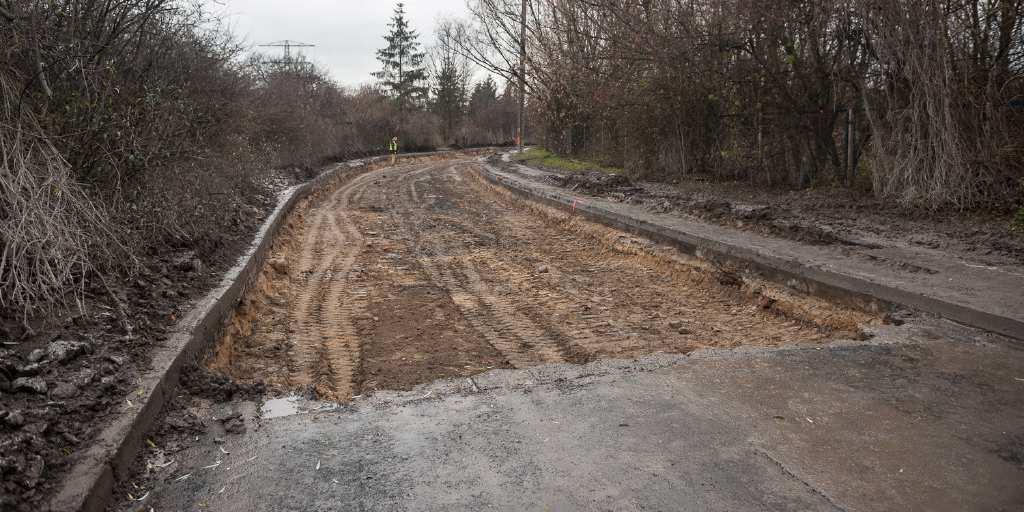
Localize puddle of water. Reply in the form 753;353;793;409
261;396;339;419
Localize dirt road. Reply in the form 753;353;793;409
209;158;874;401
115;157;1024;512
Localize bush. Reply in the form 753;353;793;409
128;144;275;260
0;74;126;318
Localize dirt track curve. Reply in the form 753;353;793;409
210;157;876;401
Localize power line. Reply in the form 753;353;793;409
258;40;316;63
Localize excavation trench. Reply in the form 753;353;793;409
209;159;880;401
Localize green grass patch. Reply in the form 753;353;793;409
1014;207;1024;231
513;147;623;174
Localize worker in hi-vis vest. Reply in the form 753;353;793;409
389;136;399;164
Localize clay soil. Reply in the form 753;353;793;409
210;158;879;402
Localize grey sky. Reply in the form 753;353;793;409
208;0;470;88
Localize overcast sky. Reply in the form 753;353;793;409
207;0;470;88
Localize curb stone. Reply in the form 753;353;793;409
47;151;454;512
479;164;1024;342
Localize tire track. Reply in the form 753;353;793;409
211;155;867;403
285;170;380;399
417;164;608;360
286;190;335;389
392;164;569;367
427;168;613;362
461;166;852;351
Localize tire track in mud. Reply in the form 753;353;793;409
473;169;867;348
392;164;576;368
414;163;858;358
213;156;876;403
444;171;674;358
286;190;334;390
213;157;569;401
411;164;622;361
286;170;383;399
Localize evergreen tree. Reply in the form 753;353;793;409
468;76;498;116
466;77;517;144
430;37;468;144
373;3;428;110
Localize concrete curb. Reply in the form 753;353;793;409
479;165;1024;341
48;152;449;512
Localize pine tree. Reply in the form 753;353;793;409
430;33;468;144
467;77;517;144
468;76;498;116
374;3;428;110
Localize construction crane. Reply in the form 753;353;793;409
258;40;315;63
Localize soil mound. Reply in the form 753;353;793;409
548;171;640;195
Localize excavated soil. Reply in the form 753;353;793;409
209;159;879;402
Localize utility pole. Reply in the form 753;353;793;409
846;108;856;185
517;0;527;148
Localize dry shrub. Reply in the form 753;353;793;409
128;142;275;260
864;1;1024;209
0;74;124;319
402;110;444;151
0;0;459;319
247;60;444;170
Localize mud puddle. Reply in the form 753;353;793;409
260;396;338;419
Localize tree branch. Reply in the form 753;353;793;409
0;4;17;23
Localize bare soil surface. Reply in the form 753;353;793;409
507;157;1024;267
209;159;879;402
0;196;276;512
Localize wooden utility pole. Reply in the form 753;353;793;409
846;108;855;185
517;0;527;148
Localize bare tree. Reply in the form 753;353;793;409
452;0;1023;208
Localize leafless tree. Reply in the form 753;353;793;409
453;0;1024;208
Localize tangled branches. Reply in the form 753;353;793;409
863;0;1024;209
458;0;1024;209
0;74;126;321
